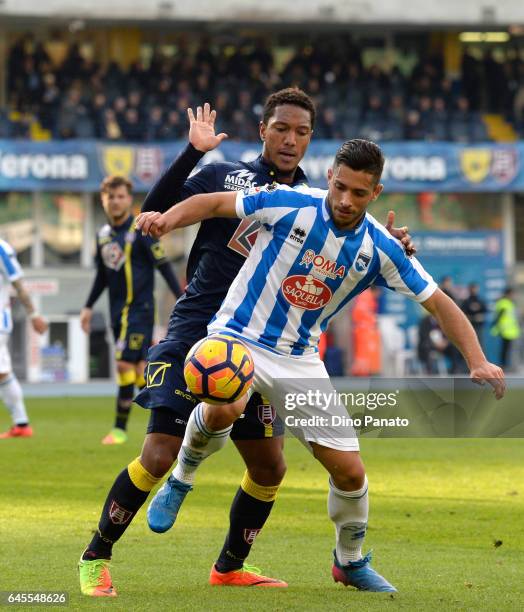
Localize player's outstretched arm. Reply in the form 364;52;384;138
422;289;505;399
137;191;238;238
141;102;227;213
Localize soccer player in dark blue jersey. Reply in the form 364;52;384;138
78;91;414;596
80;176;182;445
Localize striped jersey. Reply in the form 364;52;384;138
209;184;437;356
0;239;23;334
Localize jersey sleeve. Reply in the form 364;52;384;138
0;241;23;282
235;185;311;227
375;246;437;303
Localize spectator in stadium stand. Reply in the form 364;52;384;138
491;287;521;369
417;314;448;375
461;283;488;349
99;108;120;140
121;108;143;142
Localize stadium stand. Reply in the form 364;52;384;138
6;33;524;142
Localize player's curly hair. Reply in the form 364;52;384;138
100;175;133;194
335;139;385;183
262;88;316;128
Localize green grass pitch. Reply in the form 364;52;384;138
1;397;523;610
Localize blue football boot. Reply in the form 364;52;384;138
332;551;397;592
147;475;192;533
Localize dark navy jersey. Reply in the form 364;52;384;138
165;153;308;346
91;215;169;327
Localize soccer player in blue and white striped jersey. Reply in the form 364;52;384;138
0;239;48;438
138;139;505;592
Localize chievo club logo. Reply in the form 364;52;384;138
300;249;346;280
281;274;332;310
258;404;276;426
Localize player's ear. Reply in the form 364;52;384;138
259;121;266;141
372;183;384;200
327;167;333;181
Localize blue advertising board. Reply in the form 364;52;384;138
0;140;523;193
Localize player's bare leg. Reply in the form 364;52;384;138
147;398;246;533
311;443;396;592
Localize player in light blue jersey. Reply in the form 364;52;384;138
0;239;48;438
137;139;505;592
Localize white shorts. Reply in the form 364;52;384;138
234;336;359;452
0;333;12;373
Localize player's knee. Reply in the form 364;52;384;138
329;462;366;491
247;455;286;486
203;397;246;430
141;439;178;478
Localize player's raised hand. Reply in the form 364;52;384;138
385;210;416;257
188;102;228;153
136;211;170;238
470;361;506;400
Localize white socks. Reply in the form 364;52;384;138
172;403;232;485
328;476;369;564
0;375;29;425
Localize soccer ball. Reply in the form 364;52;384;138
184;334;254;405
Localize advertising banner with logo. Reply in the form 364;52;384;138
0;140;523;192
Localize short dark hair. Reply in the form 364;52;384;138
334;139;385;183
262;87;316;129
100;175;133;195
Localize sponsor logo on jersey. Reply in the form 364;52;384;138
243;528;261;545
258;404;276;426
227;219;261;258
101;241;126;271
109;500;133;525
281;274;332;310
290;226;306;244
224;169;258;191
299;249;346;279
355;252;372;272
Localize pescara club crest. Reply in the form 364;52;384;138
355;252;371;272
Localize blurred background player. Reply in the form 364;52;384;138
0;238;48;438
491;287;521;369
78;93;415;596
80;176;182;445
